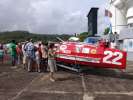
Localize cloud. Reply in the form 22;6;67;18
0;0;109;34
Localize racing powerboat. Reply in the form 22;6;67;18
55;37;127;72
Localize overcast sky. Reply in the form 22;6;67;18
0;0;109;34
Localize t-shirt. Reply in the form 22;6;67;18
48;49;56;59
9;43;16;56
16;46;22;55
38;46;42;59
22;44;27;56
41;45;48;59
25;42;35;59
0;49;4;57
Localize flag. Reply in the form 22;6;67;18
105;9;112;17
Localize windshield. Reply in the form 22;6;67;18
84;37;100;44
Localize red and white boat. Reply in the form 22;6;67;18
55;38;127;72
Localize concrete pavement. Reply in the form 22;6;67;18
0;61;133;100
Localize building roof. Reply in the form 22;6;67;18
119;28;133;40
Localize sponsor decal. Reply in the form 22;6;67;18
56;54;100;63
63;50;71;54
90;49;97;54
82;48;90;54
76;45;83;53
60;45;67;50
103;51;123;65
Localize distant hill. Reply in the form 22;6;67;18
0;31;72;43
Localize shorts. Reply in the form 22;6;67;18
23;55;27;64
48;59;57;72
36;58;40;66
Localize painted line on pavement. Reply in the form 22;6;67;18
9;73;43;100
26;90;82;95
95;91;133;96
81;75;94;100
83;93;94;100
127;65;133;67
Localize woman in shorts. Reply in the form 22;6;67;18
48;43;57;82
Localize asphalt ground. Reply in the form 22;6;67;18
0;61;133;100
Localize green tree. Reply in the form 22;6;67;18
78;32;91;42
104;27;110;35
0;31;72;43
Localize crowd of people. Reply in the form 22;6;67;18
0;32;119;82
0;39;57;82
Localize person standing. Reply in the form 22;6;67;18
22;41;28;69
35;43;42;73
48;43;57;82
0;43;4;64
25;39;35;72
41;42;48;71
113;32;119;48
9;40;17;66
16;42;22;65
110;32;119;49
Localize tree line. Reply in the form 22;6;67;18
0;31;91;43
0;31;72;43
